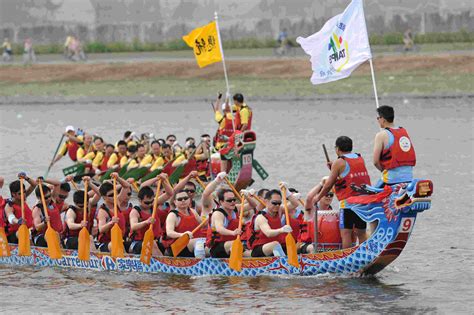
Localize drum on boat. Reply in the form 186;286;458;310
317;210;342;249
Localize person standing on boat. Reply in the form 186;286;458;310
313;136;371;249
247;189;292;257
213;93;234;150
52;126;84;164
128;186;164;256
373;105;416;187
31;181;64;247
3;173;36;243
233;93;253;132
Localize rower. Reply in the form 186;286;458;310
51;125;83;165
63;189;94;250
108;140;128;169
247;189;291;257
3;173;36;244
142;140;162;170
99;144;115;172
91;137;105;173
373;105;416;187
313;136;371;249
172;171;204;216
127;144;148;170
31;181;64;247
128;186;163;256
76;133;95;164
96;173;129;252
162;190;203;257
233;93;253;132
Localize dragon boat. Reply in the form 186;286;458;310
0;179;432;277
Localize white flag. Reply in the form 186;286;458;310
296;0;372;85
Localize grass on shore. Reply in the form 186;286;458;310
0;70;470;98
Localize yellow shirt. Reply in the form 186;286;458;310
107;153;127;168
92;151;104;168
214;111;233;129
239;104;250;125
76;146;95;161
2;41;12;50
139;154;153;167
58;136;84;156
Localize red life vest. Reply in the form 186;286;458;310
67;141;80;161
129;206;162;241
0;196;5;228
205;208;239;248
235;104;253;131
34;202;63;235
97;204;126;244
280;215;302;243
156;203;170;230
119;202;133;235
4;200;34;236
214;113;235;147
334;154;371;202
380;127;416;170
100;155;110;171
248;211;283;249
161;209;200;248
64;205;83;238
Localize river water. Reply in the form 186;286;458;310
0;95;472;313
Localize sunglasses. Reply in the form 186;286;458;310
176;196;189;202
58;194;68;199
326;193;334;198
143;200;153;205
184;189;195;193
225;198;237;203
271;201;282;206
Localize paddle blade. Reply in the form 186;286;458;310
111;224;124;258
78;227;90;261
285;233;299;268
229;236;244;272
140;226;154;265
0;227;10;257
18;224;31;256
170;234;190;258
45;227;62;259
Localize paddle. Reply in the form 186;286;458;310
18;178;31;256
140;179;162;265
78;179;90;261
45;134;65;178
0;226;9;257
322;144;330;164
37;179;62;259
110;177;124;258
253;194;267;208
229;194;245;272
195;177;207;190
281;186;299;268
223;177;244;203
171;218;208;257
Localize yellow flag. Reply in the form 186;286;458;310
183;21;222;68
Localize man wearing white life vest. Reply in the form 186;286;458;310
313;136;371;249
373;105;416;187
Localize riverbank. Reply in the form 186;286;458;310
1;52;472;97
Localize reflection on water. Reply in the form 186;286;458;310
0;97;472;313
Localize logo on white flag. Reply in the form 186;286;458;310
328;23;350;73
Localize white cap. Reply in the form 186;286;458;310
221;104;226;111
65;125;74;132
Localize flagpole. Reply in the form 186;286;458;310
214;11;235;130
369;58;380;108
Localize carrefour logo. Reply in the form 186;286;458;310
328;30;349;72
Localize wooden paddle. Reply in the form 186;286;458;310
132;181;140;193
78;179;90;261
171;218;208;257
281;186;299;268
140;179;162;265
45;134;65;178
322;144;330;164
37;180;62;259
18;178;31;256
253;194;266;208
195;177;207;190
229;194;245;272
224;177;243;203
0;226;9;257
111;177;124;258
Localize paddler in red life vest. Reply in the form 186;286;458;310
202;172;254;258
247;189;294;257
213;93;235;150
162;189;205;257
373;105;416;188
233;93;253;132
128;186;164;256
64;188;95;250
96;173;131;252
31;180;64;247
108;140;128;169
51;125;84;165
3;173;36;244
172;171;205;216
313;136;371;249
44;176;73;214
